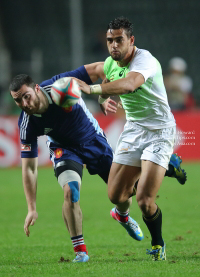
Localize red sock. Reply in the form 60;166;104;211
115;208;129;223
71;235;88;254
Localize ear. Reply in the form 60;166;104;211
130;36;135;46
35;84;40;94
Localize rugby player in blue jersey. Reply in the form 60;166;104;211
10;63;186;263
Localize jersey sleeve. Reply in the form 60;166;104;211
129;50;157;82
18;112;38;158
40;66;93;87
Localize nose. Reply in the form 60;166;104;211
112;41;118;48
22;98;28;107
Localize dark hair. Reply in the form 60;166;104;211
9;74;35;92
107;16;133;38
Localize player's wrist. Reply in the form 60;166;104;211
27;202;36;212
98;96;108;104
90;84;102;94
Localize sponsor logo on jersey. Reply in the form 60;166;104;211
119;68;126;77
153;147;161;153
21;144;31;151
55;148;63;159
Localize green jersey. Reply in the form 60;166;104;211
104;47;175;130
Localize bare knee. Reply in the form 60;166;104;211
108;191;120;205
136;195;154;215
108;187;131;205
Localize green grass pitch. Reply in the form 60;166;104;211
0;163;200;277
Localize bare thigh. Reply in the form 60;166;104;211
108;162;141;204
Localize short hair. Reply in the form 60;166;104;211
107;16;133;38
9;74;35;92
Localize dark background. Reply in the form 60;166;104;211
0;0;199;106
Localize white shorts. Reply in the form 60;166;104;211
113;121;176;170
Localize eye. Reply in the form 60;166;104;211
107;38;113;43
24;94;30;100
116;38;123;43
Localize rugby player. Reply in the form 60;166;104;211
76;16;187;261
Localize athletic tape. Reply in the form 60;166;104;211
68;181;80;203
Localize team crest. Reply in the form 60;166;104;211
55;148;63;158
21;144;31;151
62;106;73;112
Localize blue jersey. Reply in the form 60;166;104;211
19;66;103;158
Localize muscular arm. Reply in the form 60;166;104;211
100;71;145;95
77;71;145;96
84;62;105;83
22;157;38;236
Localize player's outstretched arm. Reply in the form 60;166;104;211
77;71;145;96
22;157;38;237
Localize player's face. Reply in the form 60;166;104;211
11;84;40;115
106;29;134;61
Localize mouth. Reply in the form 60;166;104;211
112;51;120;55
24;107;33;114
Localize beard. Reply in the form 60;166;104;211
110;50;126;61
23;93;40;115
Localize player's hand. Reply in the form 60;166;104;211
75;79;91;94
100;98;117;116
24;210;38;237
100;78;117;115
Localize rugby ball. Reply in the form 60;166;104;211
50;77;81;108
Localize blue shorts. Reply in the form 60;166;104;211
48;134;113;183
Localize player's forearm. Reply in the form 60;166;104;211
22;158;38;211
101;79;131;95
22;170;37;211
91;78;135;96
89;72;145;96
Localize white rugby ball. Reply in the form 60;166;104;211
50;77;81;108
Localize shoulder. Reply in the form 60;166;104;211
18;112;36;141
18;111;29;127
104;56;114;66
135;47;153;57
18;111;38;131
129;47;159;81
134;47;156;63
130;47;158;70
104;56;117;73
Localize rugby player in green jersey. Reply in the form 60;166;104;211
77;16;187;261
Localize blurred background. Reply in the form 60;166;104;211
0;0;200;167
